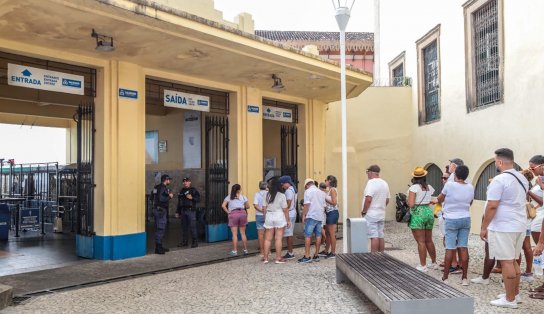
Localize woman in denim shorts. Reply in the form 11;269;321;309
435;165;474;285
407;166;437;272
222;184;250;256
253;181;268;258
320;175;339;259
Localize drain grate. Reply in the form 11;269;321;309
12;296;32;305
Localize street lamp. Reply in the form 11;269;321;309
332;0;354;253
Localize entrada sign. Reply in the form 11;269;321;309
8;63;85;95
164;89;210;112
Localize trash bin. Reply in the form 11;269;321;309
0;204;10;241
346;217;368;253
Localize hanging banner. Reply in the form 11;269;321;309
183;111;202;168
8;63;85;95
263;105;293;123
164;89;210;112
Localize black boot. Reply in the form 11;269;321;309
162;245;170;252
155;243;165;255
191;240;198;248
177;240;188;247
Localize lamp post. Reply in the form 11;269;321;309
332;0;354;253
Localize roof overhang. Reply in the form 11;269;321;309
0;0;372;103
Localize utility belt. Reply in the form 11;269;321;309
154;206;168;213
180;206;196;212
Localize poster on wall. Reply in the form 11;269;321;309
7;63;85;95
164;89;210;112
263;105;293;123
183;111;202;168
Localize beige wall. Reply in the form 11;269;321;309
262;119;283;170
325;87;413;220
146;109;186;171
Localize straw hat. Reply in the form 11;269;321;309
412;166;428;178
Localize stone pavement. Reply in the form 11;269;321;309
4;222;544;313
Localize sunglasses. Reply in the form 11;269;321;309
441;177;448;180
530;164;543;171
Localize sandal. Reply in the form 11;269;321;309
491;267;502;274
529;286;544;293
529;293;544;299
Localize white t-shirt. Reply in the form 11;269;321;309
223;195;248;212
408;184;435;205
441;182;474;219
304;185;326;222
363;178;390;220
253;190;267;216
264;192;288;213
284;186;298;218
486;169;529;233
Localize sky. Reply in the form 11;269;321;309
214;0;374;32
0;124;66;165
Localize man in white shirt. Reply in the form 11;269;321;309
481;148;528;309
298;178;327;263
361;165;390;252
279;175;298;260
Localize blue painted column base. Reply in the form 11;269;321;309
77;232;147;260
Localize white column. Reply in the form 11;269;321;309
373;0;381;80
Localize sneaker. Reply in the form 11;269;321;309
282;252;296;260
275;258;287;264
430;263;440;270
326;252;336;259
470;276;490;285
228;250;238;256
441;278;449;284
262;259;269;264
449;266;462;274
312;255;321;262
416;265;428;272
461;279;469;286
297;256;312;264
496;293;521;304
318;250;328;257
521;272;534;283
243;249;249;256
490;296;518;308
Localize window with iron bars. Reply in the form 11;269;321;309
423;40;440;122
392;64;404;87
473;0;502;108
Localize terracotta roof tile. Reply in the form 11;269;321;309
255;30;374;51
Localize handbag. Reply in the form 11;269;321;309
401;190;427;225
504;171;535;219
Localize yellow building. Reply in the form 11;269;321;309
0;0;371;259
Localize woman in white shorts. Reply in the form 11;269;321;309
263;178;290;264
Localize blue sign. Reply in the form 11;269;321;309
62;79;82;88
119;88;139;100
283;112;292;118
247;105;260;113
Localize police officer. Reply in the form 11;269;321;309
176;177;201;248
153;174;173;254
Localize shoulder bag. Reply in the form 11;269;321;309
504;171;536;219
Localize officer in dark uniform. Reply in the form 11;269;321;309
176;177;201;248
153;174;173;254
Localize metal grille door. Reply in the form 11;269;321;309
392;64;404;86
280;125;298;186
423;40;440;122
474;161;521;200
473;0;501;107
205;116;229;224
425;164;443;196
74;103;95;236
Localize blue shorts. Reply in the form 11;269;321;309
325;210;339;225
444;217;471;250
304;218;322;238
256;215;265;230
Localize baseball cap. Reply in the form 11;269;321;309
182;177;191;182
279;175;295;186
304;178;316;187
161;174;172;182
449;158;464;166
366;164;381;173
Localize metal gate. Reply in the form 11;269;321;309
205;116;229;225
74;103;95;236
280;125;298;186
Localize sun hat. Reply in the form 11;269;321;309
412;166;428;178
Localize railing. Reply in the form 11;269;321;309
370;77;413;87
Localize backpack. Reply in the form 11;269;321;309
395;192;409;222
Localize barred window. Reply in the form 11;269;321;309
464;0;503;111
474;0;501;107
416;25;441;125
423;40;440;122
392;64;404;86
474;161;521;201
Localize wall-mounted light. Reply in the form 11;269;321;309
271;74;285;91
91;29;114;52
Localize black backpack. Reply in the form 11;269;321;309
395;192;409;222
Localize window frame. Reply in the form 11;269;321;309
463;0;504;112
388;51;406;87
416;25;441;125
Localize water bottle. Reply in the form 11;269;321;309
534;255;543;276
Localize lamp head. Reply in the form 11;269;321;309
271;74;285;91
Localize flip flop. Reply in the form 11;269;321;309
491;267;502;274
529;287;544;293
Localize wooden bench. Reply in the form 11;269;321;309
336;253;473;314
